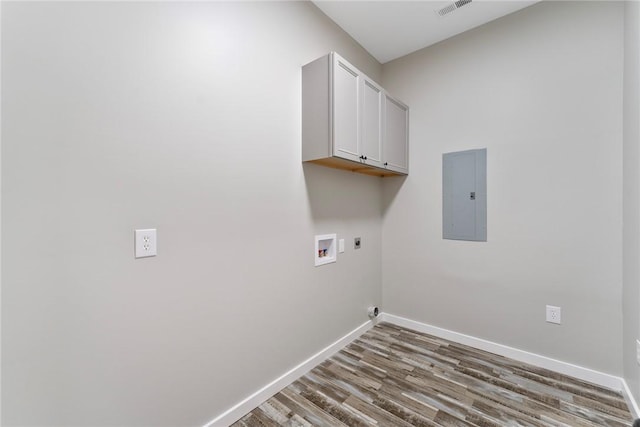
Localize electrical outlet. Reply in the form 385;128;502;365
546;305;561;325
354;237;361;249
135;229;157;258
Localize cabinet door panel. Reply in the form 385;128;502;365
361;79;383;167
332;59;360;162
383;94;409;174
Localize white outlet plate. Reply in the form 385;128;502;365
636;340;640;366
135;229;157;258
546;305;561;324
339;239;345;253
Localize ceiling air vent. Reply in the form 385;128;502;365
437;0;473;16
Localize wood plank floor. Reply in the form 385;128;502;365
232;322;634;426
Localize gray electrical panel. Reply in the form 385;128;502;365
443;148;487;241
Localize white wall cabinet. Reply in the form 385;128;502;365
302;52;408;177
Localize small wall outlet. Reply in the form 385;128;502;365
135;229;157;258
636;340;640;366
546;305;561;324
354;237;361;249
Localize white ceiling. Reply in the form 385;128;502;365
313;0;540;64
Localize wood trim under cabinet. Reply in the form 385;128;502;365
307;157;406;177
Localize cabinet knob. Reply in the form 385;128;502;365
384;162;388;167
364;156;368;160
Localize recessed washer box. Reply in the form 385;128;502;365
315;234;337;266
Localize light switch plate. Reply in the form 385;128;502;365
339;239;345;253
135;229;157;258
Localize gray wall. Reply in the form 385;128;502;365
624;0;640;404
1;2;383;425
381;1;624;375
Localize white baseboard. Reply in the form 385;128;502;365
622;378;640;419
380;313;637;411
203;318;376;427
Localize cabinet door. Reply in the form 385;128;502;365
332;55;360;162
383;93;409;174
361;78;383;168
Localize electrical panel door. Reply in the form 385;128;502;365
443;149;487;241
